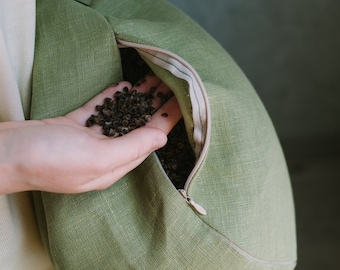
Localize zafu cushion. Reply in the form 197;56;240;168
32;0;297;269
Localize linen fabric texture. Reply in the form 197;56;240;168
32;0;297;269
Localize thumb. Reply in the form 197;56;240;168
98;127;167;168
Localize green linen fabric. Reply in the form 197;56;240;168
31;0;297;269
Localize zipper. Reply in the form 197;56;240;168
118;39;210;215
178;189;207;216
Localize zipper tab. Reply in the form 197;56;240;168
179;189;207;216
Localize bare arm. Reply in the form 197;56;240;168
0;78;181;194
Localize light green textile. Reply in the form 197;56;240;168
32;0;297;269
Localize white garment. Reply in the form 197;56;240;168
0;1;53;269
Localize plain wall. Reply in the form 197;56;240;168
168;0;340;145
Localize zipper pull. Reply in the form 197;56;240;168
179;189;207;216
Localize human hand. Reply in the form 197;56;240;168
0;76;181;194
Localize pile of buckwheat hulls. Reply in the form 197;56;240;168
85;48;195;189
155;118;196;189
86;86;157;137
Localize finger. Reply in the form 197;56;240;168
151;82;173;109
78;153;150;192
146;96;182;134
66;81;132;124
132;74;162;93
98;127;167;169
133;75;173;106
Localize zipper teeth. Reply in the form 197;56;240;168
118;39;211;193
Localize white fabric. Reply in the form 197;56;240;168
0;1;53;269
0;1;34;121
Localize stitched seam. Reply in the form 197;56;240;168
203;219;297;266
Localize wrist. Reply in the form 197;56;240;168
0;131;27;194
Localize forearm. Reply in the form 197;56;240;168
0;120;43;131
0;120;48;194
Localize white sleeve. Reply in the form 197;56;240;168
0;1;53;269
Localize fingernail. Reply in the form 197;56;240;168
153;131;167;149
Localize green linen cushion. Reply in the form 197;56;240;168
31;0;297;269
